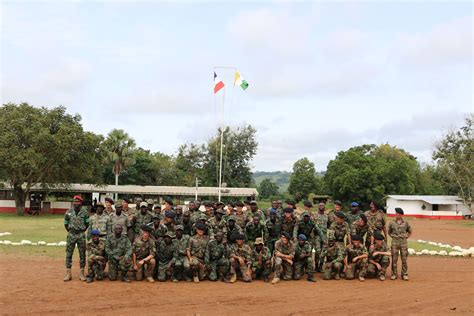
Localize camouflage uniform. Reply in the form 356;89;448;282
367;241;390;278
314;212;329;243
344;244;368;279
295;216;324;255
187;234;210;280
365;210;386;247
327;210;336;227
350;221;371;245
388;219;412;277
251;246;272;279
156;238;176;281
107;213;130;237
133;236;156;280
105;234;132;280
205;239;230;281
208;217;228;239
234;212;247;228
173;235;191;281
245;221;268;247
152;223;168;242
273;239;295;280
88;212;108;239
181;220;193;236
226;222;244;243
329;221;350;249
132;211;154;236
245;209;266;224
293;241;314;280
346;210;363;226
321;242;344;280
265;217;282;254
64;207;89;269
86;239;106;279
280;218;297;240
230;243;253;282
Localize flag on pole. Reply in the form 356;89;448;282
214;72;225;94
234;71;249;90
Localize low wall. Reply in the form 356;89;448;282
0;200;70;214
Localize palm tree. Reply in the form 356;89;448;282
103;129;136;196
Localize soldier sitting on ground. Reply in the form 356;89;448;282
173;225;191;282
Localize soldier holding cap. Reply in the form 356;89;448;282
63;195;89;282
389;208;412;281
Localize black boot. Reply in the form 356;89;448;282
86;275;94;283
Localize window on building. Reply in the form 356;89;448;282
432;204;439;211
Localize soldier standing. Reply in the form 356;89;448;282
133;225;156;283
344;235;368;282
63;195;89;282
106;224;133;282
104;197;114;215
229;233;252;283
265;209;282;255
107;202;130;238
245;215;268;248
280;208;297;240
388;208;412;281
350;213;371;247
365;201;388;247
131;202;153;237
208;208;228;239
293;234;316;282
346;202;363;226
271;232;295;284
86;229;106;283
226;216;243;244
328;200;343;227
187;223;209;283
88;202;108;240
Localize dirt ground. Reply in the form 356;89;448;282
0;219;473;315
408;218;474;248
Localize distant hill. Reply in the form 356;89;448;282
252;171;291;192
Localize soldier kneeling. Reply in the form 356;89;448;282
293;234;315;282
106;224;133;283
344;234;368;282
86;229;107;283
133;225;156;283
321;237;344;280
205;232;230;282
251;237;272;282
367;232;390;281
229;233;252;283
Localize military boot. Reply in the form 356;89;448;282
307;274;316;282
147;276;155;283
86;275;94;283
79;269;87;281
402;275;409;281
271;277;280;284
63;269;72;282
390;275;397;280
229;273;237;283
122;274;131;283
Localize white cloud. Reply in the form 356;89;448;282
399;16;473;66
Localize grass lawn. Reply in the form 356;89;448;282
0;214;66;258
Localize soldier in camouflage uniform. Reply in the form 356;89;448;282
173;225;191;282
365;201;387;248
233;201;247;228
344;235;368;281
156;231;176;281
266;200;279;218
88;202;108;240
107;202;130;237
205;231;230;282
350;213;371;245
187;223;210;283
346;202;363;226
181;211;193;236
293;234;316;282
295;211;324;258
388;208;412;281
314;202;329;241
191;214;212;237
104;197;114;215
321;236;344;280
175;205;183;225
106;224;133;282
229;233;253;283
208;208;228;240
133;225;156;282
251;237;272;282
367;232;391;281
64;195;89;282
226;216;244;244
86;229;106;283
271;232;295;284
245;215;268;248
329;211;351;249
327;200;343;227
265;209;282;255
121;198;136;242
245;201;266;225
131;202;153;237
280;208;297;241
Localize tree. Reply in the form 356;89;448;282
288;157;318;200
0;103;104;215
175;144;205;186
258;178;280;199
433;114;474;209
324;144;421;207
103;129;136;188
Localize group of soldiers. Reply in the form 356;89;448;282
63;195;412;284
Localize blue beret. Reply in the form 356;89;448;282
298;234;307;241
270;209;277;215
351;202;359;207
165;210;176;218
91;229;100;236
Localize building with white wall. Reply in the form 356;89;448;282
386;195;471;219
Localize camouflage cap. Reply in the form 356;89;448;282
175;225;184;231
254;237;264;245
216;208;225;214
114;201;123;208
228;215;237;222
140;201;148;208
146;199;155;205
302;211;311;217
164;231;175;238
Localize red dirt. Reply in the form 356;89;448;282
406;218;474;248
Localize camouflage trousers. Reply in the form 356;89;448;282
229;258;251;282
207;258;229;281
87;257;106;278
173;257;190;280
65;232;86;269
189;257;206;280
266;239;277;255
108;257;132;280
157;259;173;281
391;238;409;276
251;259;272;279
136;258;156;280
367;257;389;277
345;258;368;279
274;257;293;280
293;257;314;279
322;261;343;280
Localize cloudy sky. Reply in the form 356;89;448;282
1;1;472;172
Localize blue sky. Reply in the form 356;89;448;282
1;0;472;171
